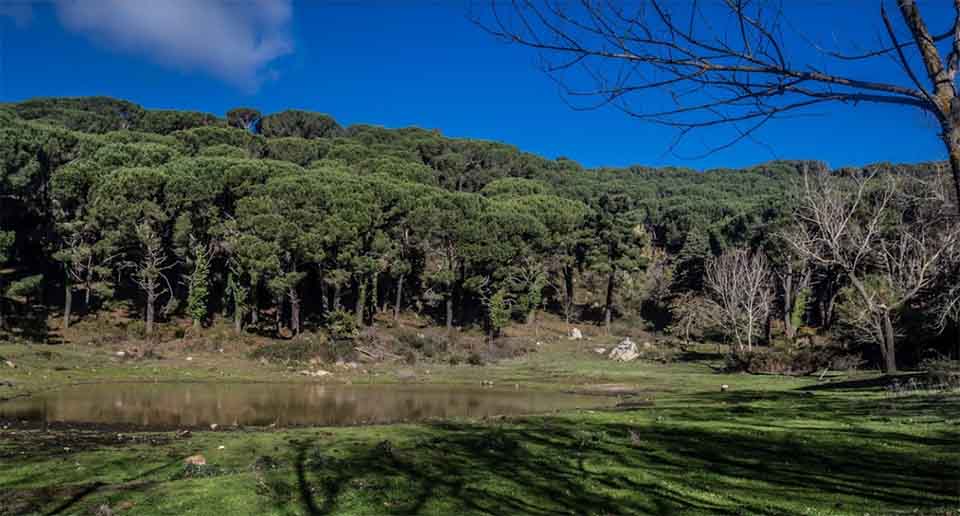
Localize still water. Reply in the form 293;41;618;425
0;383;607;429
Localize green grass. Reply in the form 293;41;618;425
0;338;958;515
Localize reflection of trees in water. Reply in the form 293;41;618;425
0;384;597;428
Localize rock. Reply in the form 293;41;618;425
93;504;114;516
218;445;225;450
4;360;16;369
593;347;606;354
115;351;126;358
184;454;206;466
608;338;639;362
209;423;219;431
535;341;543;347
720;384;729;392
642;341;653;349
0;378;14;387
569;328;583;340
175;429;192;439
185;356;193;362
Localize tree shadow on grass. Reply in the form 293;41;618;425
278;409;958;515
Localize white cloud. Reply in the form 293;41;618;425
54;0;294;91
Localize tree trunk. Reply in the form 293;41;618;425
251;287;259;325
354;277;366;327
526;308;536;325
765;313;773;345
234;304;242;334
289;288;301;335
63;275;72;329
782;271;794;341
332;283;341;312
394;274;404;321
275;295;283;333
823;288;839;330
943;127;960;216
145;293;155;336
319;276;327;315
563;265;575;323
445;294;454;333
881;311;898;374
84;259;92;309
604;270;615;331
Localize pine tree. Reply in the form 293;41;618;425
674;229;710;292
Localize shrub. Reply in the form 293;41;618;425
324;309;358;361
921;356;960;388
249;336;325;365
467;352;485;366
395;330;448;359
724;346;847;375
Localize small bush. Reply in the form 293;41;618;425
249;336;325;365
173;463;226;479
125;320;147;339
921;356;960;388
395;330;449;360
467;352;485;366
724;346;847;375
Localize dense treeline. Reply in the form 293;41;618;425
1;96;957;372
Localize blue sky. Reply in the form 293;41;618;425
0;1;949;171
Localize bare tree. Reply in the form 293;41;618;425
479;0;960;212
788;168;959;372
128;221;174;337
668;291;719;348
705;248;772;351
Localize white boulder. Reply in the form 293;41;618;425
608;338;639;362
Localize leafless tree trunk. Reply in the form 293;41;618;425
130;221;172;338
705;248;772;352
479;0;960;213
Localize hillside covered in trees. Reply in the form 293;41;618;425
1;96;957;372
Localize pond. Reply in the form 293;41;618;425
0;382;609;430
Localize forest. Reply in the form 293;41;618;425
1;95;958;374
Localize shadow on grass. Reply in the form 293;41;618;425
798;373;927;392
269;403;958;515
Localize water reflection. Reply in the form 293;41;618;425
0;383;606;429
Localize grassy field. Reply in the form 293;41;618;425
0;333;958;515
